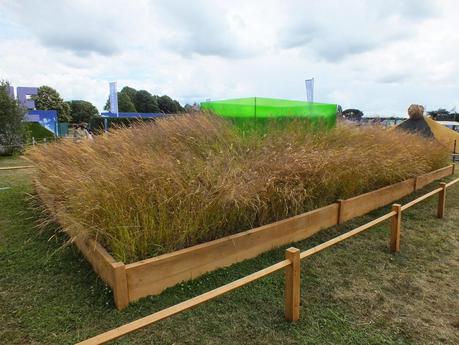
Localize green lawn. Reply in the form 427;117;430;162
1;156;458;345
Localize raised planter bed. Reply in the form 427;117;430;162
46;164;455;310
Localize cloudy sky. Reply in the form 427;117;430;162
0;0;458;115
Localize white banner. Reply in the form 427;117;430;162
109;81;119;115
305;78;314;103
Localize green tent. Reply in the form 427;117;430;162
200;97;338;128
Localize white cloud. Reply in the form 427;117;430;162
0;0;458;115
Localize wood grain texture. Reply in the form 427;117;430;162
112;262;129;310
415;165;454;190
400;187;442;211
0;165;34;170
284;248;300;321
339;178;415;223
125;203;339;302
390;204;401;253
437;182;447;218
73;236;117;289
300;211;396;259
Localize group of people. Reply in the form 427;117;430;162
72;123;94;142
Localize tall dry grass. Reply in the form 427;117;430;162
28;114;449;263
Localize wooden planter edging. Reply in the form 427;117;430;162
415;165;454;190
67;164;454;309
74;236;129;309
338;178;416;224
124;203;339;302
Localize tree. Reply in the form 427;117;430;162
427;108;449;120
67;100;100;123
342;108;364;122
104;92;137;112
174;100;184;112
158;95;180;113
120;86;137;103
33;86;71;122
118;92;137;112
134;90;160;113
0;81;26;155
103;86;182;114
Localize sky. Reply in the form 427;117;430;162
0;0;458;116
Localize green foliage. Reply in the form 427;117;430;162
133;89;160;113
428;108;459;121
24;122;54;139
157;95;184;113
0;81;26;155
67;100;99;123
120;86;137;102
104;87;138;112
118;92;136;112
104;86;183;114
33;85;71;122
342;108;364;121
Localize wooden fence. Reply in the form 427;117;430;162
0;165;35;171
4;163;455;310
77;176;459;345
78;165;455;310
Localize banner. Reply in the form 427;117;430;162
109;81;119;115
26;110;58;136
305;78;314;103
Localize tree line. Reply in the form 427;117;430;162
0;80;187;155
27;85;185;123
104;86;184;114
427;108;459;121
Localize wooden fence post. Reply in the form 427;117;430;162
285;247;300;321
454;140;457;162
112;262;129;310
437;182;447;218
337;199;345;225
390;204;401;253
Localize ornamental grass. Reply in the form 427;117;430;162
28;114;449;262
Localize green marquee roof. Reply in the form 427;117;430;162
200;97;337;127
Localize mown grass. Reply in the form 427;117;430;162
27;114;449;262
1;157;458;345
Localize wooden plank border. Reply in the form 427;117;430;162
338;178;416;223
73;236;129;310
0;165;35;170
415;165;454;190
35;165;454;309
125;203;339;302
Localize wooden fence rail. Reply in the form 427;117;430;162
0;165;35;171
77;177;459;345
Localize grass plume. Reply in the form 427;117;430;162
28;114;449;262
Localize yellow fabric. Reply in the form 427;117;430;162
394;117;459;152
425;117;459;152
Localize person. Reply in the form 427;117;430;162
72;124;79;142
73;123;89;142
87;128;94;141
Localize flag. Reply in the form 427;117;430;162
305;78;314;103
109;81;119;115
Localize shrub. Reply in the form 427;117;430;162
0;81;26;155
28;114;449;262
